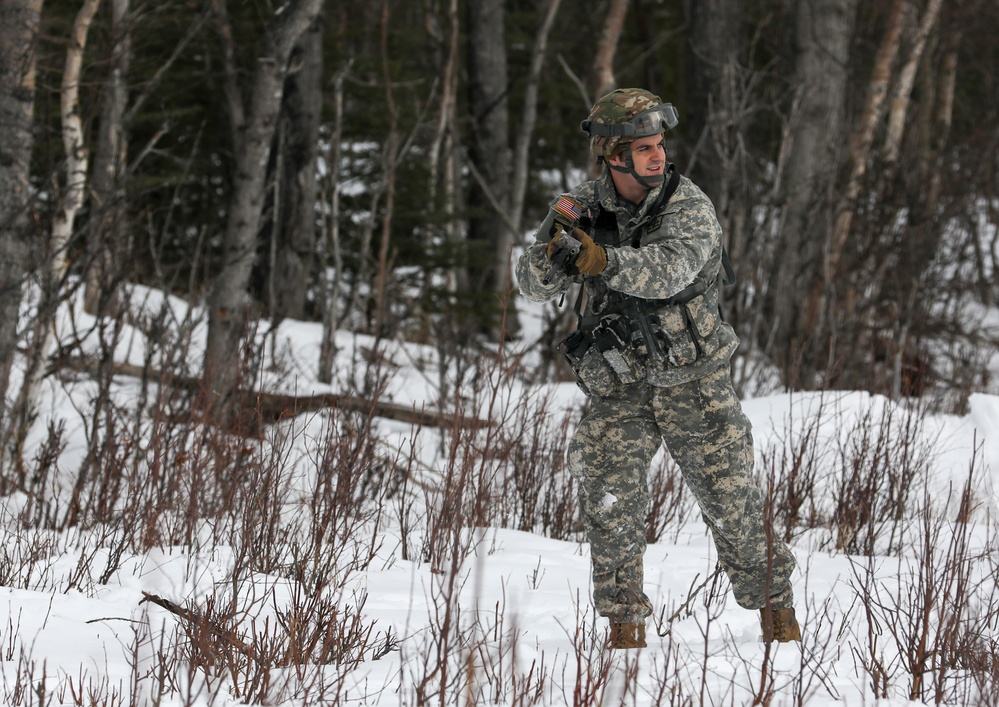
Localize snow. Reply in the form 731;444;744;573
1;285;997;706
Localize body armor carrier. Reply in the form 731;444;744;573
560;167;735;396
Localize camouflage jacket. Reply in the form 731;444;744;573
516;167;738;391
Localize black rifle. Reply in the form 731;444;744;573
541;195;586;284
542;230;582;284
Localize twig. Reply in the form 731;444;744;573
654;566;724;637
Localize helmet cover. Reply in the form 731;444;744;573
580;88;677;157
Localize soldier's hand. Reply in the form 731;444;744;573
573;228;607;276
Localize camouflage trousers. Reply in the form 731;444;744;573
567;364;796;622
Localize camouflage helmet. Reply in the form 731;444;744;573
580;88;678;157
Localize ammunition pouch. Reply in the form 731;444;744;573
651;289;723;367
560;315;645;397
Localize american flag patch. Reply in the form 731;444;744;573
553;196;582;223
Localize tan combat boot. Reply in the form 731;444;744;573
760;607;802;643
608;621;647;649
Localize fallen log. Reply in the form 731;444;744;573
56;355;489;431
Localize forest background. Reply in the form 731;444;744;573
1;1;999;704
2;0;999;465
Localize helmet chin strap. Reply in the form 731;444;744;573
607;148;665;189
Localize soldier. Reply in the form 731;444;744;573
516;88;800;649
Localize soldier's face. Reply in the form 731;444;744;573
619;134;666;178
607;133;667;201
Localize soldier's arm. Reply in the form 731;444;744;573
516;241;571;302
516;184;598;302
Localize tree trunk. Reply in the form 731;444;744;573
427;0;459;211
882;0;944;169
204;0;324;411
684;0;742;207
763;0;858;387
85;0;131;317
425;0;460;321
583;0;629;178
683;0;748;353
317;63;349;385
0;0;43;452
53;0;102;286
373;0;399;338
267;14;323;322
4;0;100;481
880;14;956;399
510;0;562;235
591;0;629;99
465;0;513;338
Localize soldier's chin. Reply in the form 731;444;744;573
638;173;665;187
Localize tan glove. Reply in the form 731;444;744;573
573;227;607;276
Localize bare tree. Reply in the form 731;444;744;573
2;0;102;481
882;0;945;171
0;0;43;458
85;0;130;317
510;0;563;235
465;0;514;338
264;13;323;322
577;0;629;181
794;0;944;392
865;0;953;400
591;0;629;99
762;0;859;387
203;0;323;410
821;0;941;298
683;0;749;356
372;0;402;338
684;0;743;208
53;0;102;289
426;0;459;211
426;0;460;297
317;62;350;385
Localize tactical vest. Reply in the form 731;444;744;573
560;165;737;396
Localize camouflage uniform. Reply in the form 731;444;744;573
516;111;796;622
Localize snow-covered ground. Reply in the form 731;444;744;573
1;285;997;706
